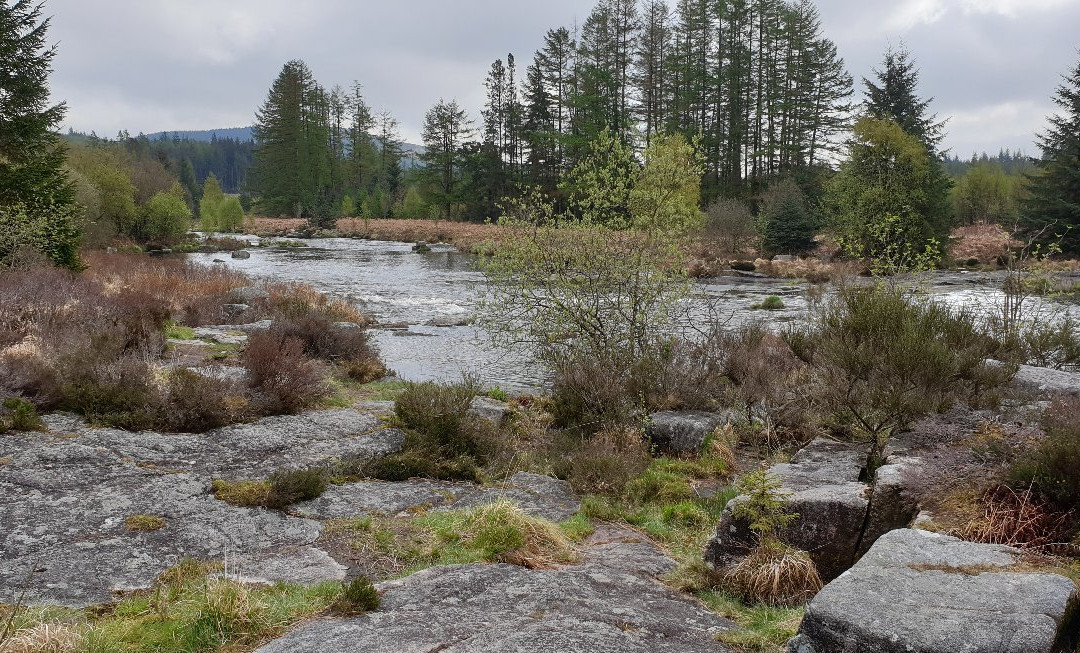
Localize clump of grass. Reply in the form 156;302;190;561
330;577;380;616
164;321;196;340
210;479;272;507
700;591;805;653
754;295;785;310
486;386;509;402
125;515;166;532
328;500;579;578
0;560;342;653
722;542;823;607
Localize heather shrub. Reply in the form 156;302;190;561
364;450;482;483
1009;397;1080;510
266;467;329;509
242;332;330;414
58;355;163;430
394;378;482;456
269;315;385;380
163;368;250;433
331;577;380;615
564;428;651;495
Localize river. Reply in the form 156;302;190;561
188;237;1078;391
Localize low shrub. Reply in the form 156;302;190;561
394;378;480;454
58;356;163;431
565;428;651;495
549;352;635;432
1;397;43;432
243;332;330;414
1009;397;1080;511
266;467;329;509
755;295;785;310
793;285;1010;459
331;577;380;615
364;450;482;483
163;368;250;433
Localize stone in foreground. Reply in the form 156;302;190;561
256;527;736;653
646;410;734;455
787;529;1080;653
705;438;871;581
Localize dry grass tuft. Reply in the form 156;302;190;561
210;479;273;507
0;623;85;653
723;543;823;607
949;484;1075;550
125;514;166;532
463;500;579;569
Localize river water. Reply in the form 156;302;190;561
188;237;1078;391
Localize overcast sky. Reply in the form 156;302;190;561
46;0;1079;157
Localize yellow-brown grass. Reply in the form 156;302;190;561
246;217;504;253
723;543;823;607
0;623;85;653
949;223;1020;263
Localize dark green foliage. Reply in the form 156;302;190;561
759;180;816;256
266;467;329;509
1022;53;1080;255
1009;397;1080;509
862;44;947;153
1;397;43;432
364;449;482;483
795;286;1010;453
421;99;475;219
393;379;481;456
332;577;380;615
0;1;78;268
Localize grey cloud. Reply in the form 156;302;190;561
46;0;1078;154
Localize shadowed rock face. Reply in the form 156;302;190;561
256;526;738;653
705;438;872;581
646;411;736;456
0;410;402;607
788;529;1080;653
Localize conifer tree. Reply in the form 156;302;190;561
421;99;474;219
0;0;79;268
862;44;946;153
1023;52;1080;254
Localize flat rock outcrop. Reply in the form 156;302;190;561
1008;363;1080;396
0;410;401;607
705;438;872;581
296;472;580;522
256;526;737;653
787;529;1080;653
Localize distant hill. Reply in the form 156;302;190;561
145;127;254;143
144;126;426;157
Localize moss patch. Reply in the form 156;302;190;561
125;515;167;532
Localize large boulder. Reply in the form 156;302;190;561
468;396;512;425
788;529;1080;653
1007;362;1080;396
646;411;735;456
705;438;871;581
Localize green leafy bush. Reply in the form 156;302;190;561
793;285;1009;458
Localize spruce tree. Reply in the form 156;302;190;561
1023;52;1080;255
0;0;79;268
862;44;947;153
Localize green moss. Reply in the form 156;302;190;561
125;514;166;532
164;321;196;340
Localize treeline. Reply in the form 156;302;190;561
66;130;255;195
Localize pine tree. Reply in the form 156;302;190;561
1023;52;1080;254
0;0;79;268
251;60;314;217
